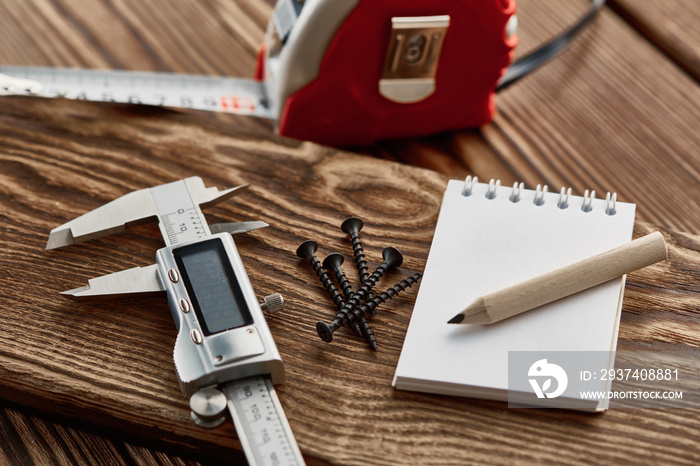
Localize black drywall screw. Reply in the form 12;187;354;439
359;247;403;291
316;306;377;351
313;251;363;332
296;240;345;310
316;247;403;349
316;271;383;349
356;273;423;317
323;253;352;300
323;253;363;336
341;217;371;291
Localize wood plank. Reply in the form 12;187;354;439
363;1;700;233
0;403;201;466
0;0;269;73
0;0;699;464
3;0;697;233
1;96;698;465
609;0;700;81
0;0;275;135
480;0;700;232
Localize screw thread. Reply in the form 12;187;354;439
358;317;377;351
325;292;376;345
331;266;363;336
350;234;370;283
335;293;364;326
335;296;377;350
330;316;344;329
360;273;422;316
333;266;353;300
310;257;345;309
338;297;366;337
358;264;389;294
337;275;375;325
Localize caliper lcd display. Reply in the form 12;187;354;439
173;238;253;335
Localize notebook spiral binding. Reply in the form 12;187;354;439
461;176;618;216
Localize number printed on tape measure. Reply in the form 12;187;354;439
44;87;220;111
0;66;274;118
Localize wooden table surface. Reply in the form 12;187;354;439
1;0;698;465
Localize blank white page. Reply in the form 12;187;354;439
393;179;635;401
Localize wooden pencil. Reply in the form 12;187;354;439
448;231;668;325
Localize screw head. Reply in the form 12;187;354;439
296;240;318;259
322;252;344;270
316;321;334;343
382;247;404;269
340;217;363;235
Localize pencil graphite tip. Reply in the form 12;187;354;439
447;314;465;324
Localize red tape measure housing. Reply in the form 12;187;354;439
276;0;517;146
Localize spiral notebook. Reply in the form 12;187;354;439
393;178;636;411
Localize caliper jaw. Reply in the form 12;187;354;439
46;177;249;250
57;217;270;300
48;177;285;397
48;177;268;300
209;221;269;235
61;264;164;300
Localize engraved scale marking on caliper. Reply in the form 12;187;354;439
224;376;305;466
45;177;247;250
150;179;211;246
46;177;304;466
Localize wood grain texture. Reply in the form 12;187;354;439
1;96;699;465
479;0;700;233
361;0;700;232
610;0;700;81
0;0;699;464
483;1;700;232
0;0;275;136
0;402;202;466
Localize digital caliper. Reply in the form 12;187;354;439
46;177;305;466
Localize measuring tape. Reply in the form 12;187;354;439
0;66;272;118
0;0;605;146
47;177;304;466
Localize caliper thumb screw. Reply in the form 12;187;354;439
260;293;284;313
190;388;227;429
